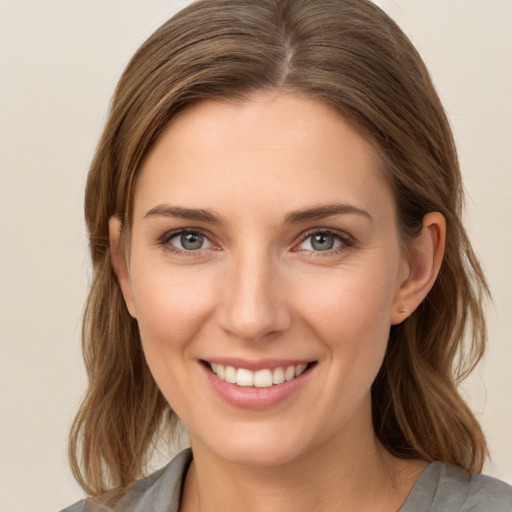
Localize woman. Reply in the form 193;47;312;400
61;0;512;510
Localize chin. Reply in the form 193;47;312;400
191;423;321;469
218;443;304;468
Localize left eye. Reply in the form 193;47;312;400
298;232;344;252
168;231;213;251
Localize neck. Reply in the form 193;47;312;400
181;421;424;512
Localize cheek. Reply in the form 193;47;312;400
297;261;397;330
293;265;397;423
292;260;398;367
130;264;217;356
128;264;221;419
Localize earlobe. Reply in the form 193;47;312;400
390;212;446;325
109;216;137;318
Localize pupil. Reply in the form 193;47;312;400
181;233;203;250
312;233;334;251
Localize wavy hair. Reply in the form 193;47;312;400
69;0;489;495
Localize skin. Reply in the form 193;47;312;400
111;91;445;512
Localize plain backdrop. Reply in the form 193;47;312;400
0;1;511;511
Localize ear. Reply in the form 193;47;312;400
109;216;137;318
390;212;446;325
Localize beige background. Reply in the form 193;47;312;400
0;1;510;510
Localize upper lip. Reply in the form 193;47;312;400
201;358;316;372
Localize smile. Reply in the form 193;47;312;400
207;361;313;388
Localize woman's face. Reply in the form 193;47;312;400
116;92;412;467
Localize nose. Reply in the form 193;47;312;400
216;250;291;342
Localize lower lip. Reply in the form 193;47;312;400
201;363;314;410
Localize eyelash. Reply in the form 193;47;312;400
157;228;354;257
158;229;217;257
294;228;354;256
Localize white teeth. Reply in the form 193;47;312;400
272;367;285;385
295;363;308;377
236;368;254;387
254;369;273;388
284;366;295;381
225;365;237;384
209;362;311;387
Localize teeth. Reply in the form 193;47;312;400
236;368;254;387
209;362;311;387
272;367;285;385
225;365;237;384
254;369;273;388
285;366;295;381
295;363;307;377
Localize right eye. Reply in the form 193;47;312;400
164;230;213;252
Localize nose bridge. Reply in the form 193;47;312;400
217;244;290;341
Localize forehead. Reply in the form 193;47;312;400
134;92;393;223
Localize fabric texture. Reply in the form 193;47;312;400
60;448;512;512
397;461;512;511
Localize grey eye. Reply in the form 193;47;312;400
170;231;212;251
299;232;342;251
311;233;335;251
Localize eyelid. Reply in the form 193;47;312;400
158;228;218;255
292;228;354;253
157;227;355;257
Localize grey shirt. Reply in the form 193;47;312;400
61;449;512;511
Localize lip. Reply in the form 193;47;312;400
199;359;317;410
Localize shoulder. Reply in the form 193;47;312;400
58;502;86;512
400;462;512;512
58;449;193;512
464;471;512;511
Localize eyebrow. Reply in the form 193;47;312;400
283;203;373;224
144;203;372;224
145;205;224;224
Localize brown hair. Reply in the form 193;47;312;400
70;0;489;495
